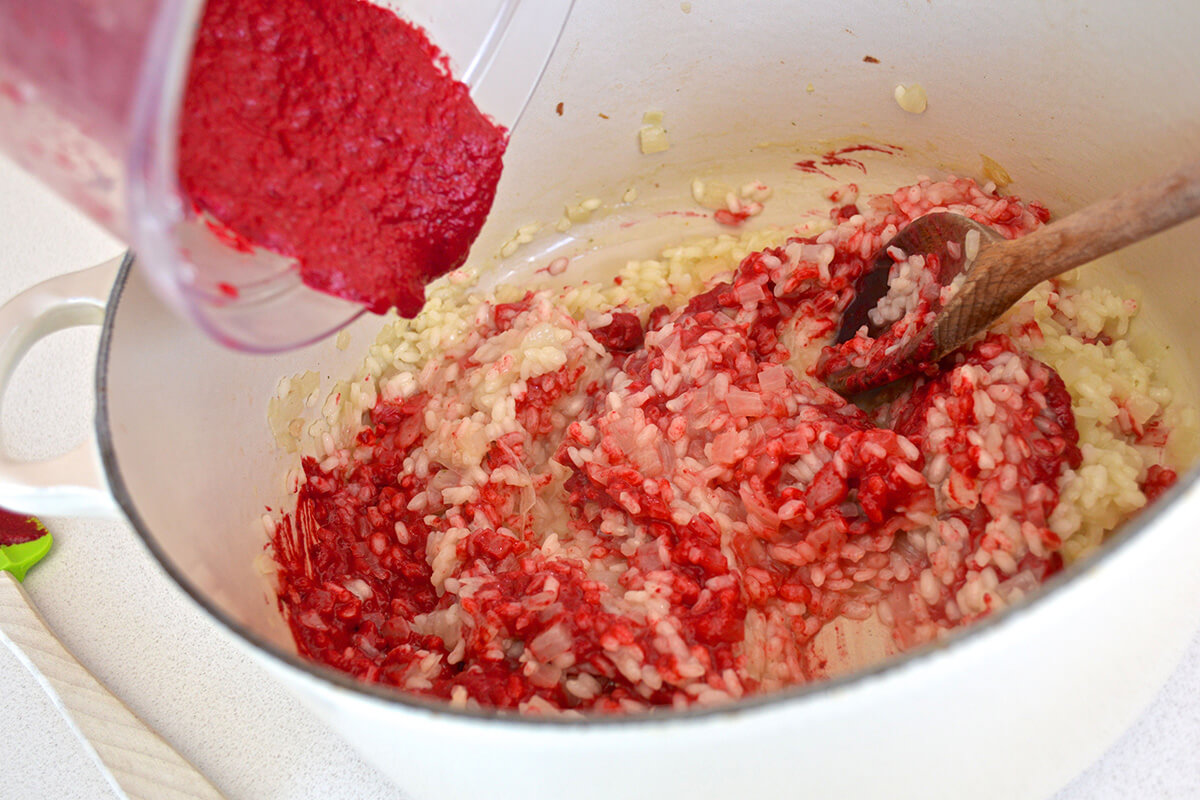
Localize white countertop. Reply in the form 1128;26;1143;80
0;155;1197;800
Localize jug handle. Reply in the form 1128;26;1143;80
0;254;126;517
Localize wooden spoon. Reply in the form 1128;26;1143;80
825;160;1200;395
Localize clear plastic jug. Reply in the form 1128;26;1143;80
0;0;573;351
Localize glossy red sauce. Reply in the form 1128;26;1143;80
179;0;507;316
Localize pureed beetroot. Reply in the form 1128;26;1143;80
178;0;507;315
267;174;1182;714
0;508;46;546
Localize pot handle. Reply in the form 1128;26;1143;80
0;254;127;517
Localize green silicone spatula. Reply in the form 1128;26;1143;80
0;514;52;581
0;511;225;799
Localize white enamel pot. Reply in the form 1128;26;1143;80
2;2;1200;798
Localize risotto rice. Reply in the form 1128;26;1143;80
265;173;1188;715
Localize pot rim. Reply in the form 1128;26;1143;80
94;251;1200;728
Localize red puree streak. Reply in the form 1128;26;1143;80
0;508;45;546
794;144;903;181
179;0;507;316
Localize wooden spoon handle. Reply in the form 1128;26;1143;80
1003;159;1200;286
931;159;1200;358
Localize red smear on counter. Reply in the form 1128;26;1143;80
178;0;507;317
0;508;45;546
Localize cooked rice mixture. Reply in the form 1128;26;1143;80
267;175;1185;715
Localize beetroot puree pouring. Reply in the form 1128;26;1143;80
267;175;1182;715
179;0;506;316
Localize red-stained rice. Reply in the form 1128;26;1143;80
269;176;1180;715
